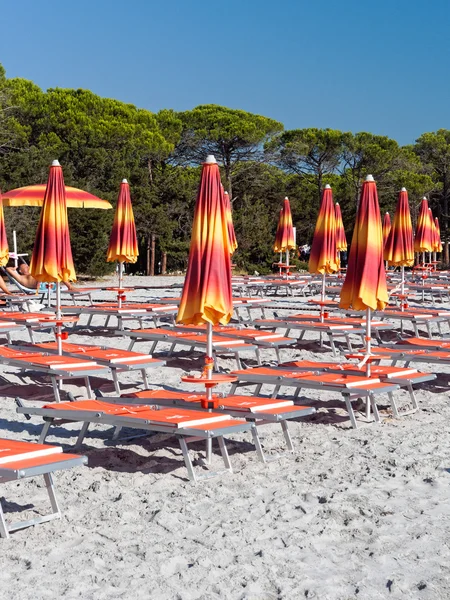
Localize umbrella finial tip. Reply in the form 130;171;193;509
205;155;217;164
122;178;128;184
224;190;229;195
51;160;60;167
325;184;331;189
284;196;289;200
365;174;375;182
401;187;407;191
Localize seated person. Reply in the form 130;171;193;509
6;262;76;292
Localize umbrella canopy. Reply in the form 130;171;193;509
273;209;284;253
223;191;238;255
335;203;347;252
2;184;112;209
308;185;338;274
0;192;9;267
382;212;391;248
273;197;295;252
434;217;443;252
177;156;232;326
384;188;414;267
106;179;139;264
339;175;388;311
414;198;433;253
30;161;76;284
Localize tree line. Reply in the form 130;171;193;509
1;61;449;276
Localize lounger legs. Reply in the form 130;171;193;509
280;420;294;452
112;370;121;395
178;436;234;483
51;377;61;403
343;394;358;429
141;369;149;388
0;473;61;539
39;421;52;443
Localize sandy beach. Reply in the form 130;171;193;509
0;275;449;599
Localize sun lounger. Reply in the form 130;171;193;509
229;366;401;428
0;438;86;538
0;311;78;342
279;359;436;416
123;328;258;369
251;318;369;355
16;400;254;483
107;389;315;461
0;346;108;402
14;341;166;394
171;324;295;364
65;303;178;329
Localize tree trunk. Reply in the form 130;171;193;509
146;237;151;276
161;252;167;275
443;173;449;264
150;233;156;276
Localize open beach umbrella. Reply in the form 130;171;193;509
414;197;433;264
2;184;112;209
308;185;338;309
223;191;238;255
177;155;232;411
384;187;414;304
339;175;388;374
30;160;76;354
274;197;295;272
382;212;391;248
0;191;9;267
106;179;138;307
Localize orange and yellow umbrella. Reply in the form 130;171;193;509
30;161;76;285
384;188;414;267
434;217;443;253
414;197;433;254
273;197;295;252
340;175;388;373
382;212;391;248
2;184;112;209
177;156;232;327
335;203;347;252
340;175;388;312
223;191;238;255
0;192;9;267
308;185;338;275
107;179;138;264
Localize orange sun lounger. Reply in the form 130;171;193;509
0;438;86;538
123;328;258;369
16;400;255;483
229;366;401;428
15;341;166;394
107;389;315;461
65;303;178;330
0;346;108;402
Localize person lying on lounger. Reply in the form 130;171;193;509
6;263;76;291
0;275;15;295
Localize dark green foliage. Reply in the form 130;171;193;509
0;61;447;275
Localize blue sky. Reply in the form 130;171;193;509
1;0;449;145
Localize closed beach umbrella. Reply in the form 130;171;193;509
382;212;391;248
340;175;388;373
335;203;347;252
30;160;76;353
384;187;414;304
177;155;232;416
274;197;295;273
0;192;9;267
414;198;433;262
434;217;443;253
309;185;338;310
2;184;112;209
106;179;138;306
223;191;238;255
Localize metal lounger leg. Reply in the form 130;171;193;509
168;343;176;356
280;420;294;452
217;436;233;473
51;377;61;403
178;437;197;483
0;500;8;538
112;425;122;441
39;421;53;443
112;370;121;395
250;425;266;463
149;341;158;355
105;315;111;328
369;394;381;423
328;334;337;356
85;377;93;399
229;383;238;394
255;347;262;365
254;383;263;395
343;394;358;429
270;385;281;399
275;347;281;365
407;383;418;410
234;353;242;370
388;392;400;418
76;422;90;447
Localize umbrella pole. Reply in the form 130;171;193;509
118;262;123;308
279;252;282;276
206;321;213;465
286;249;289;278
366;307;371;377
13;231;18;269
56;282;62;355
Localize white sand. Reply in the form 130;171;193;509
0;275;449;599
